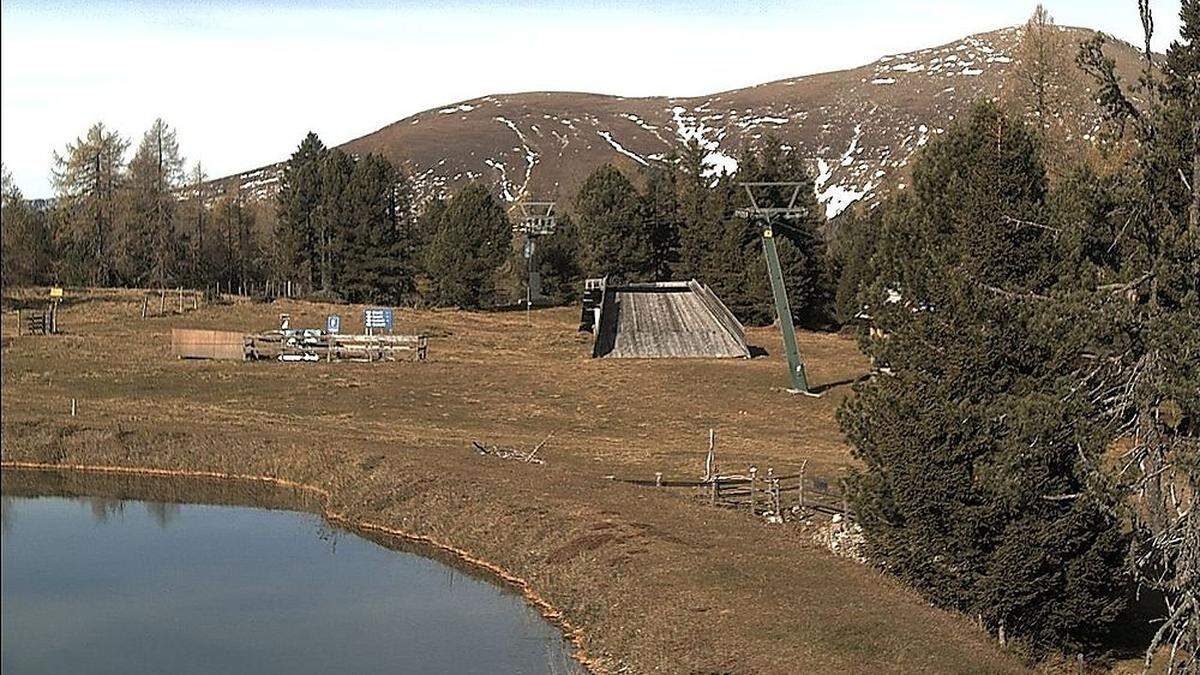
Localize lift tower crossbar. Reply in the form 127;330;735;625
735;182;811;394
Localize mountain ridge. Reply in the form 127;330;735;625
212;24;1150;219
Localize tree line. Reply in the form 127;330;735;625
3;120;837;327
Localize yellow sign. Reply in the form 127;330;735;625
49;287;64;298
763;228;774;238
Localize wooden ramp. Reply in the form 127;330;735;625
592;280;750;359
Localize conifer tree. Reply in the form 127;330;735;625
675;138;730;280
534;212;583;303
124;118;185;286
1;165;53;287
640;162;681;281
315;148;354;294
841;102;1130;653
423;183;511;308
574;164;651;281
340;154;414;304
724;137;830;326
1073;4;1199;665
51;122;129;285
275;132;326;290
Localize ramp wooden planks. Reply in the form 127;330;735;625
593;280;751;359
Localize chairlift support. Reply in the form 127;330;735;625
514;200;557;320
736;182;814;395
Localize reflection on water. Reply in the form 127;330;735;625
1;493;581;675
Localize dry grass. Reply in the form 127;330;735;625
1;288;1025;674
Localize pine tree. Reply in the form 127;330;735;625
675;138;730;280
124;118;185;287
423;183;511;308
340;154;414;304
275;132;326;291
315;148;354;294
640;162;681;281
840;102;1130;653
724;136;831;326
574;164;651;281
51;122;129;285
535;212;583;304
1072;5;1200;665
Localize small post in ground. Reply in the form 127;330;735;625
749;466;758;514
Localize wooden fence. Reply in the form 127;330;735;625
608;431;852;523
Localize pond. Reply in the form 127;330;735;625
1;484;581;674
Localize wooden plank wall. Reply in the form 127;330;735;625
171;329;247;360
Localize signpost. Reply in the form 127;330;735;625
326;314;341;335
363;308;394;335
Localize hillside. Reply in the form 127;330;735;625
216;25;1149;219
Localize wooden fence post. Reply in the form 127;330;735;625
177;287;183;313
17;309;22;336
159;288;166;316
798;459;808;512
655;472;662;488
704;428;715;481
141;297;148;319
749;466;758;514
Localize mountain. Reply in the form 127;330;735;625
214;25;1149;219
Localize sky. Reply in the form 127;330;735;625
1;0;1184;198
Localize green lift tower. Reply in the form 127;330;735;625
736;182;814;395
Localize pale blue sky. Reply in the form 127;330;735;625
1;0;1184;197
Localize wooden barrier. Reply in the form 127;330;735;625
171;329;248;360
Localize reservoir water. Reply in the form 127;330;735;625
1;490;580;674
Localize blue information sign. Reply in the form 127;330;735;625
363;307;394;332
326;314;341;334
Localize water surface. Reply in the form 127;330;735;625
1;493;579;674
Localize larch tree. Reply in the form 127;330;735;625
125;118;185;287
1015;5;1067;139
51;122;129;285
1;165;53;288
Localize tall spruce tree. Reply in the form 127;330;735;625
275;132;326;291
423;183;511;308
340;154;414;304
574;164;651;281
840;102;1130;653
51;122;129;285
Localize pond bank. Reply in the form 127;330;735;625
1;416;1025;674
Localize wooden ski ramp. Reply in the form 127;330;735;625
592;280;751;359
